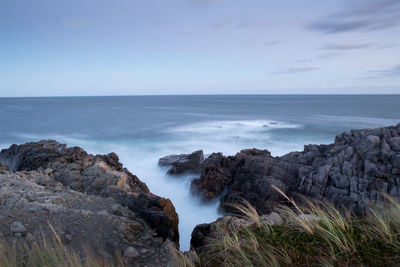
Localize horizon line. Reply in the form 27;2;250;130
1;93;400;98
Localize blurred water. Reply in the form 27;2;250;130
0;95;399;250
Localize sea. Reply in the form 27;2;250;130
0;95;399;250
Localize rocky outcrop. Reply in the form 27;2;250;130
0;140;179;248
190;124;400;216
191;152;233;199
158;150;204;175
0;168;177;266
191;211;284;254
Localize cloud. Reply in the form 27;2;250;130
235;21;254;29
212;17;270;30
273;66;320;74
371;64;400;77
308;0;400;33
318;53;341;60
114;73;125;77
320;43;372;50
376;43;399;49
181;26;196;34
263;41;280;46
212;17;233;29
189;0;219;6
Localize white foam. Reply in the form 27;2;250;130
168;120;298;135
164;119;301;157
4;119;303;251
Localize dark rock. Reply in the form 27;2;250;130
0;162;8;172
0;170;177;266
158;150;204;175
0;140;179;247
191;216;251;254
10;221;27;234
191;123;400;216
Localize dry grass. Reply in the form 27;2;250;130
0;224;194;267
197;193;400;267
0;224;123;267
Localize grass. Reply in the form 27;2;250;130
0;223;124;267
196;191;400;267
3;193;400;266
0;222;195;267
0;239;124;267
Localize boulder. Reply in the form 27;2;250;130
260;212;283;226
191;216;251;254
158;150;204;175
9;221;27;235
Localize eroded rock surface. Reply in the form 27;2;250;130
190;124;400;216
0;140;180;266
158;150;204;175
0;168;177;266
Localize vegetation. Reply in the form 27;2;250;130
199;190;400;266
0;225;123;267
3;191;400;266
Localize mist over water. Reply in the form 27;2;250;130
0;95;399;250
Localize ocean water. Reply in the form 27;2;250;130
0;95;399;250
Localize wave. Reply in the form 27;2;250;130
168;119;299;134
164;120;302;156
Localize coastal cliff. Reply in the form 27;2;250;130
0;140;179;266
161;123;400;216
159;123;400;259
1;123;400;265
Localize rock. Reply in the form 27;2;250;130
25;233;36;242
0;140;179;246
10;221;27;234
190;123;400;216
0;140;181;266
158;150;204;175
184;250;199;264
0;162;8;172
123;246;139;261
64;233;73;242
0;140;149;194
191;152;233;200
191;216;251;254
298;214;321;222
260;212;283;226
97;210;109;216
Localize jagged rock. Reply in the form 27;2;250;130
191;152;234;200
190;124;400;216
0;140;180;253
158;150;204;175
0;169;177;266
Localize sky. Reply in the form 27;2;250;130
0;0;400;96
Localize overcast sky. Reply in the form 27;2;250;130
1;0;400;96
